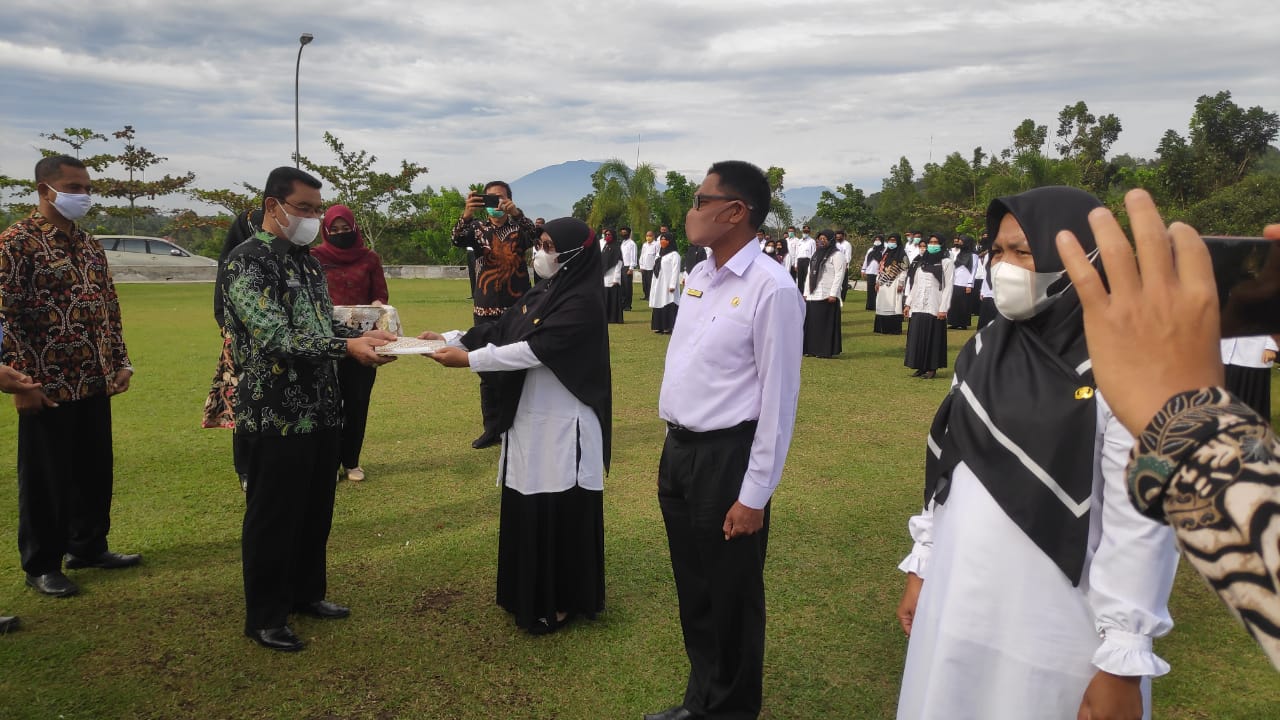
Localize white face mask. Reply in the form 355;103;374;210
532;248;560;279
275;203;320;246
48;187;92;221
990;260;1066;321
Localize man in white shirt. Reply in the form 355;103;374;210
792;225;816;293
834;230;853;300
638;230;659;301
620;226;638;311
645;161;804;720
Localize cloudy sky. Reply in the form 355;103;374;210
1;0;1276;208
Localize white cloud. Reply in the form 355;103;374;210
0;0;1277;207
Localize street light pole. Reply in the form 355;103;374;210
295;32;314;168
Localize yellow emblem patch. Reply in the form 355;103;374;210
1075;387;1095;400
686;288;703;298
731;297;741;307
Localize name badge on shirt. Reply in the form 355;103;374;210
686;288;703;298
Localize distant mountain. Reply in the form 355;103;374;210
510;160;602;220
509;161;831;224
782;186;830;223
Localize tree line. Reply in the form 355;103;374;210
1;89;1275;265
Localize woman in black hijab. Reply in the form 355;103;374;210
946;234;977;330
649;233;682;334
903;233;953;378
600;228;625;324
801;229;847;357
874;234;908;334
863;234;885;311
422;217;610;635
893;187;1178;720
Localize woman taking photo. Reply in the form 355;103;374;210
902;233;953;378
314;204;389;482
894;187;1178;720
422;217;609;636
801;229;847;358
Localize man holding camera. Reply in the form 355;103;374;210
451;181;539;449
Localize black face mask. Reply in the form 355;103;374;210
327;230;357;249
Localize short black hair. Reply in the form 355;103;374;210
35;155;86;184
706;160;770;229
263;166;322;210
619;226;631;233
484;180;512;199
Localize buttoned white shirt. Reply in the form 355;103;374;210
620;238;637;268
638;241;659;271
658;241;805;509
795;236;816;259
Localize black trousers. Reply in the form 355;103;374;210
238;429;339;631
336;358;377;469
641;269;653;300
622;268;635;310
658;422;769;720
17;396;114;575
466;248;478;298
793;258;810;294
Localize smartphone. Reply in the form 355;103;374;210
483;193;501;208
1203;236;1280;337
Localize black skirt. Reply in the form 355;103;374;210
803;300;842;357
947;287;972;329
977;297;997;330
874;313;903;335
1225;363;1272;421
905;314;948;371
605;285;625;324
651;303;678;333
864;277;877;310
497;485;605;631
968;286;983;317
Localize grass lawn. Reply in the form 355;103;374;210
0;279;1276;719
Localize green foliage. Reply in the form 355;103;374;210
586;160;660;233
296;131;430;251
816;184;878;238
1181;174;1280;235
402;186;468;264
658;171;695;237
764;165;794;229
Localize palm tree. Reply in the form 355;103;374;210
588;159;659;232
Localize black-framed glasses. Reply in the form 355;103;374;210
279;198;325;218
693;194;753;211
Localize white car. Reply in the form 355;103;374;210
97;235;217;268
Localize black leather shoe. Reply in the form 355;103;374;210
65;551;142;570
471;431;501;449
643;707;701;720
26;572;79;597
246;626;304;652
294;600;350;619
0;616;19;633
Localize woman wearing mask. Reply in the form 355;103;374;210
946;235;977;330
874;235;908;335
314;205;389;483
894;187;1178;720
973;238;997;330
802;230;847;358
600;229;625;324
649;233;681;334
862;235;885;311
420;218;609;635
903;234;953;378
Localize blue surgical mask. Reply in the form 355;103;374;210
927;244;942;255
886;242;898;250
486;207;505;219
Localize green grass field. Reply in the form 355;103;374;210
0;279;1275;719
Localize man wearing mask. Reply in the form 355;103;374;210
793;225;816;293
638;230;659;301
784;226;799;278
0;155;140;600
221;166;396;651
620;226;638;311
451;181;539;448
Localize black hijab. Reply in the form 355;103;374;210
658;233;678;257
867;234;885;264
682;242;708;273
924;186;1104;585
907;233;946;285
953;234;976;271
600;229;622;275
808;230;839;290
462;218;613;471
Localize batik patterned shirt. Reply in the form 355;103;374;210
220;232;360;436
1128;386;1280;669
0;211;130;402
451;215;537;317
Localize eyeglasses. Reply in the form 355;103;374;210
279;199;324;218
692;194;754;211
